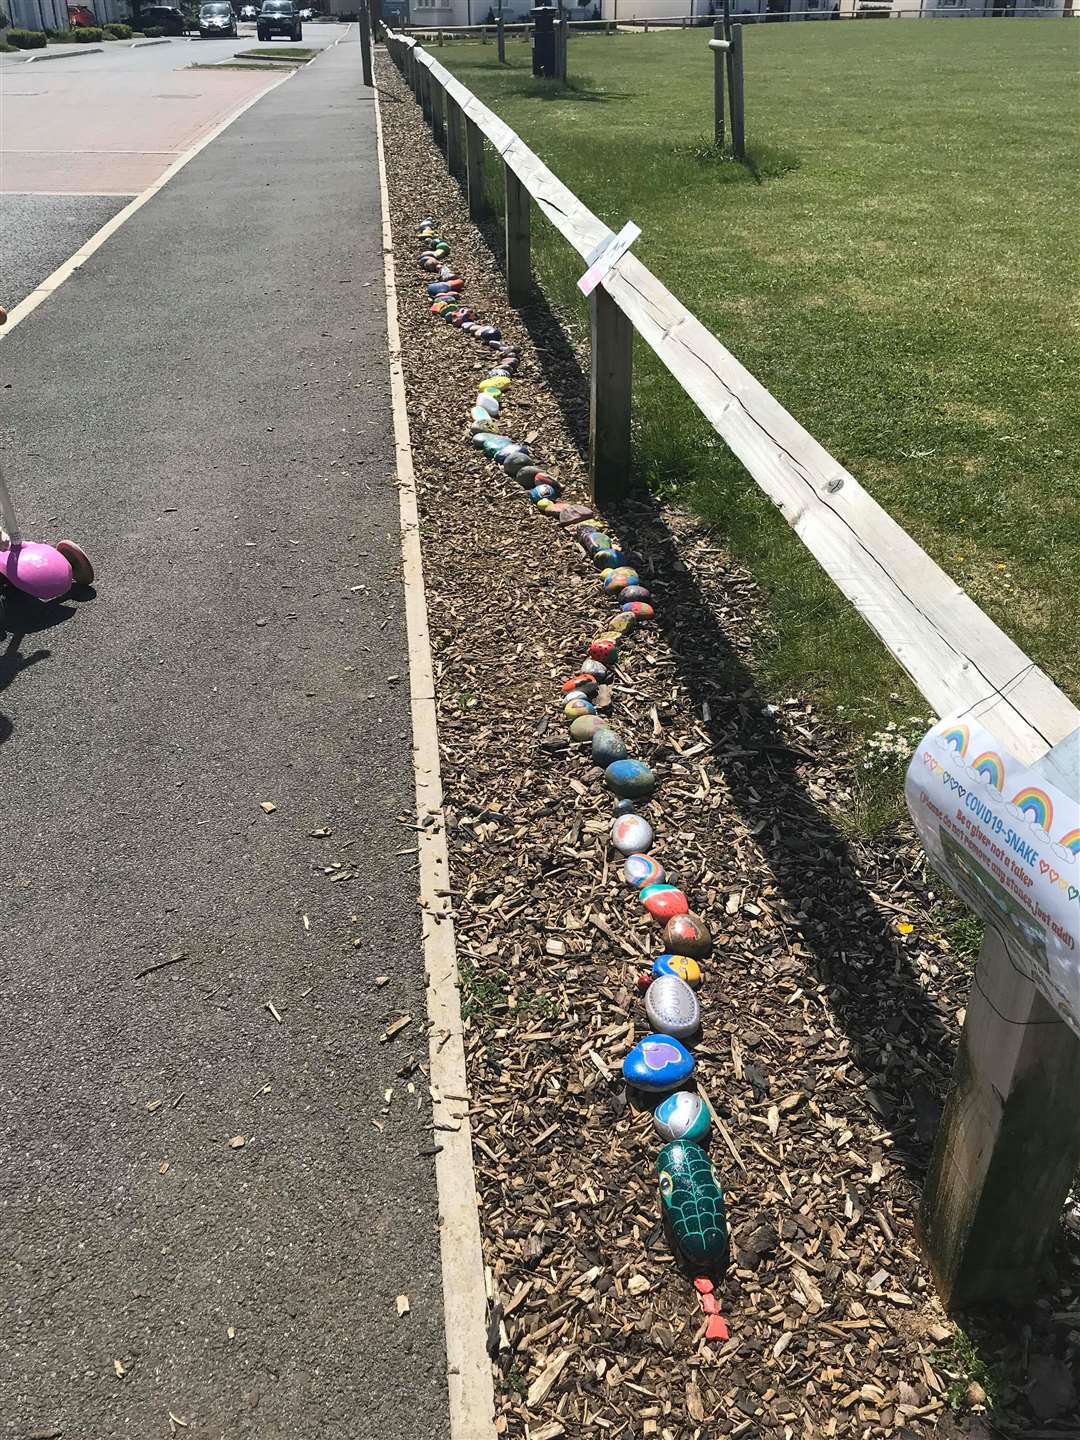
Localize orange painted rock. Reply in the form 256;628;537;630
663;912;712;958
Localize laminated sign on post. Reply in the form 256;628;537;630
905;718;1080;1034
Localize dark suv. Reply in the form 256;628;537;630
139;3;187;31
257;0;301;39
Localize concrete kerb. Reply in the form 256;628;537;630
25;45;104;60
130;36;173;46
373;72;499;1440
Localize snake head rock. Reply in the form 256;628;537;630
657;1140;729;1272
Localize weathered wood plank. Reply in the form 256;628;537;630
464;116;486;222
920;927;1080;1308
445;93;464;180
503;164;531;309
589;287;633;507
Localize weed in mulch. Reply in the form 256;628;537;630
376;51;1080;1440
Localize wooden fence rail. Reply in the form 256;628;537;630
381;27;1080;1309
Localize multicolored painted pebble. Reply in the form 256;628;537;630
624;853;665;889
605;759;656;800
622;602;655;619
652;953;703;987
620;585;651;603
607;613;636;636
654;1091;711;1144
569;714;607;742
593;549;623;570
515;466;542;486
564;697;596;720
623;1035;695;1092
604;567;640;593
591;728;628;767
657;1141;729;1269
643;887;690;922
588;637;619;666
663;912;713;959
644;974;701;1039
610;812;653;855
470;406;493;425
530;485;557;502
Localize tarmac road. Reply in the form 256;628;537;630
0;37;449;1440
0;26;348;308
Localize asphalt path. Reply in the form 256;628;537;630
0;36;449;1440
0;27;348;309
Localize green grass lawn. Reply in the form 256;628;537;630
438;23;1080;772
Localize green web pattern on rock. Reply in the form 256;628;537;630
657;1140;729;1268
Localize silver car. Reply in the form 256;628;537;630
199;1;237;34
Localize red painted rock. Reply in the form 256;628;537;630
643;887;690;922
663;912;713;959
589;637;619;666
562;673;599;696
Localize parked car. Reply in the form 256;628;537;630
67;4;97;24
256;0;301;39
199;0;236;33
139;3;187;32
239;4;257;17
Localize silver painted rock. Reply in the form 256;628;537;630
653;1090;711;1144
476;392;500;415
644;974;701;1039
610;812;654;855
581;658;608;680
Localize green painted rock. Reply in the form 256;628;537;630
569;714;607;742
657;1140;729;1270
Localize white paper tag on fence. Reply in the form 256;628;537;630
905;716;1080;1035
578;221;641;297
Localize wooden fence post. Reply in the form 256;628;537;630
712;21;726;147
465;116;486;220
504;164;531;307
432;75;447;149
358;3;373;87
919;928;1080;1309
730;24;746;160
497;12;506;60
421;66;433;122
589;287;632;506
446;94;464;178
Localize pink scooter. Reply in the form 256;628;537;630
0;459;94;602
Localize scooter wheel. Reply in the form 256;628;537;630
55;540;94;587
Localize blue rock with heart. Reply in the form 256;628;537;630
623;1034;695;1092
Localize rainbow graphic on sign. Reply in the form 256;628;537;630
942;723;970;757
1012;787;1054;833
971;751;1005;791
1059;828;1080;856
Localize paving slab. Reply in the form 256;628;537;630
0;37;449;1440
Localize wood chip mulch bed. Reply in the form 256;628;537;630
375;53;1080;1440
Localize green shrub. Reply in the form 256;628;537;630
104;20;132;35
0;38;15;51
143;23;163;33
7;27;47;47
74;24;103;38
51;29;78;39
